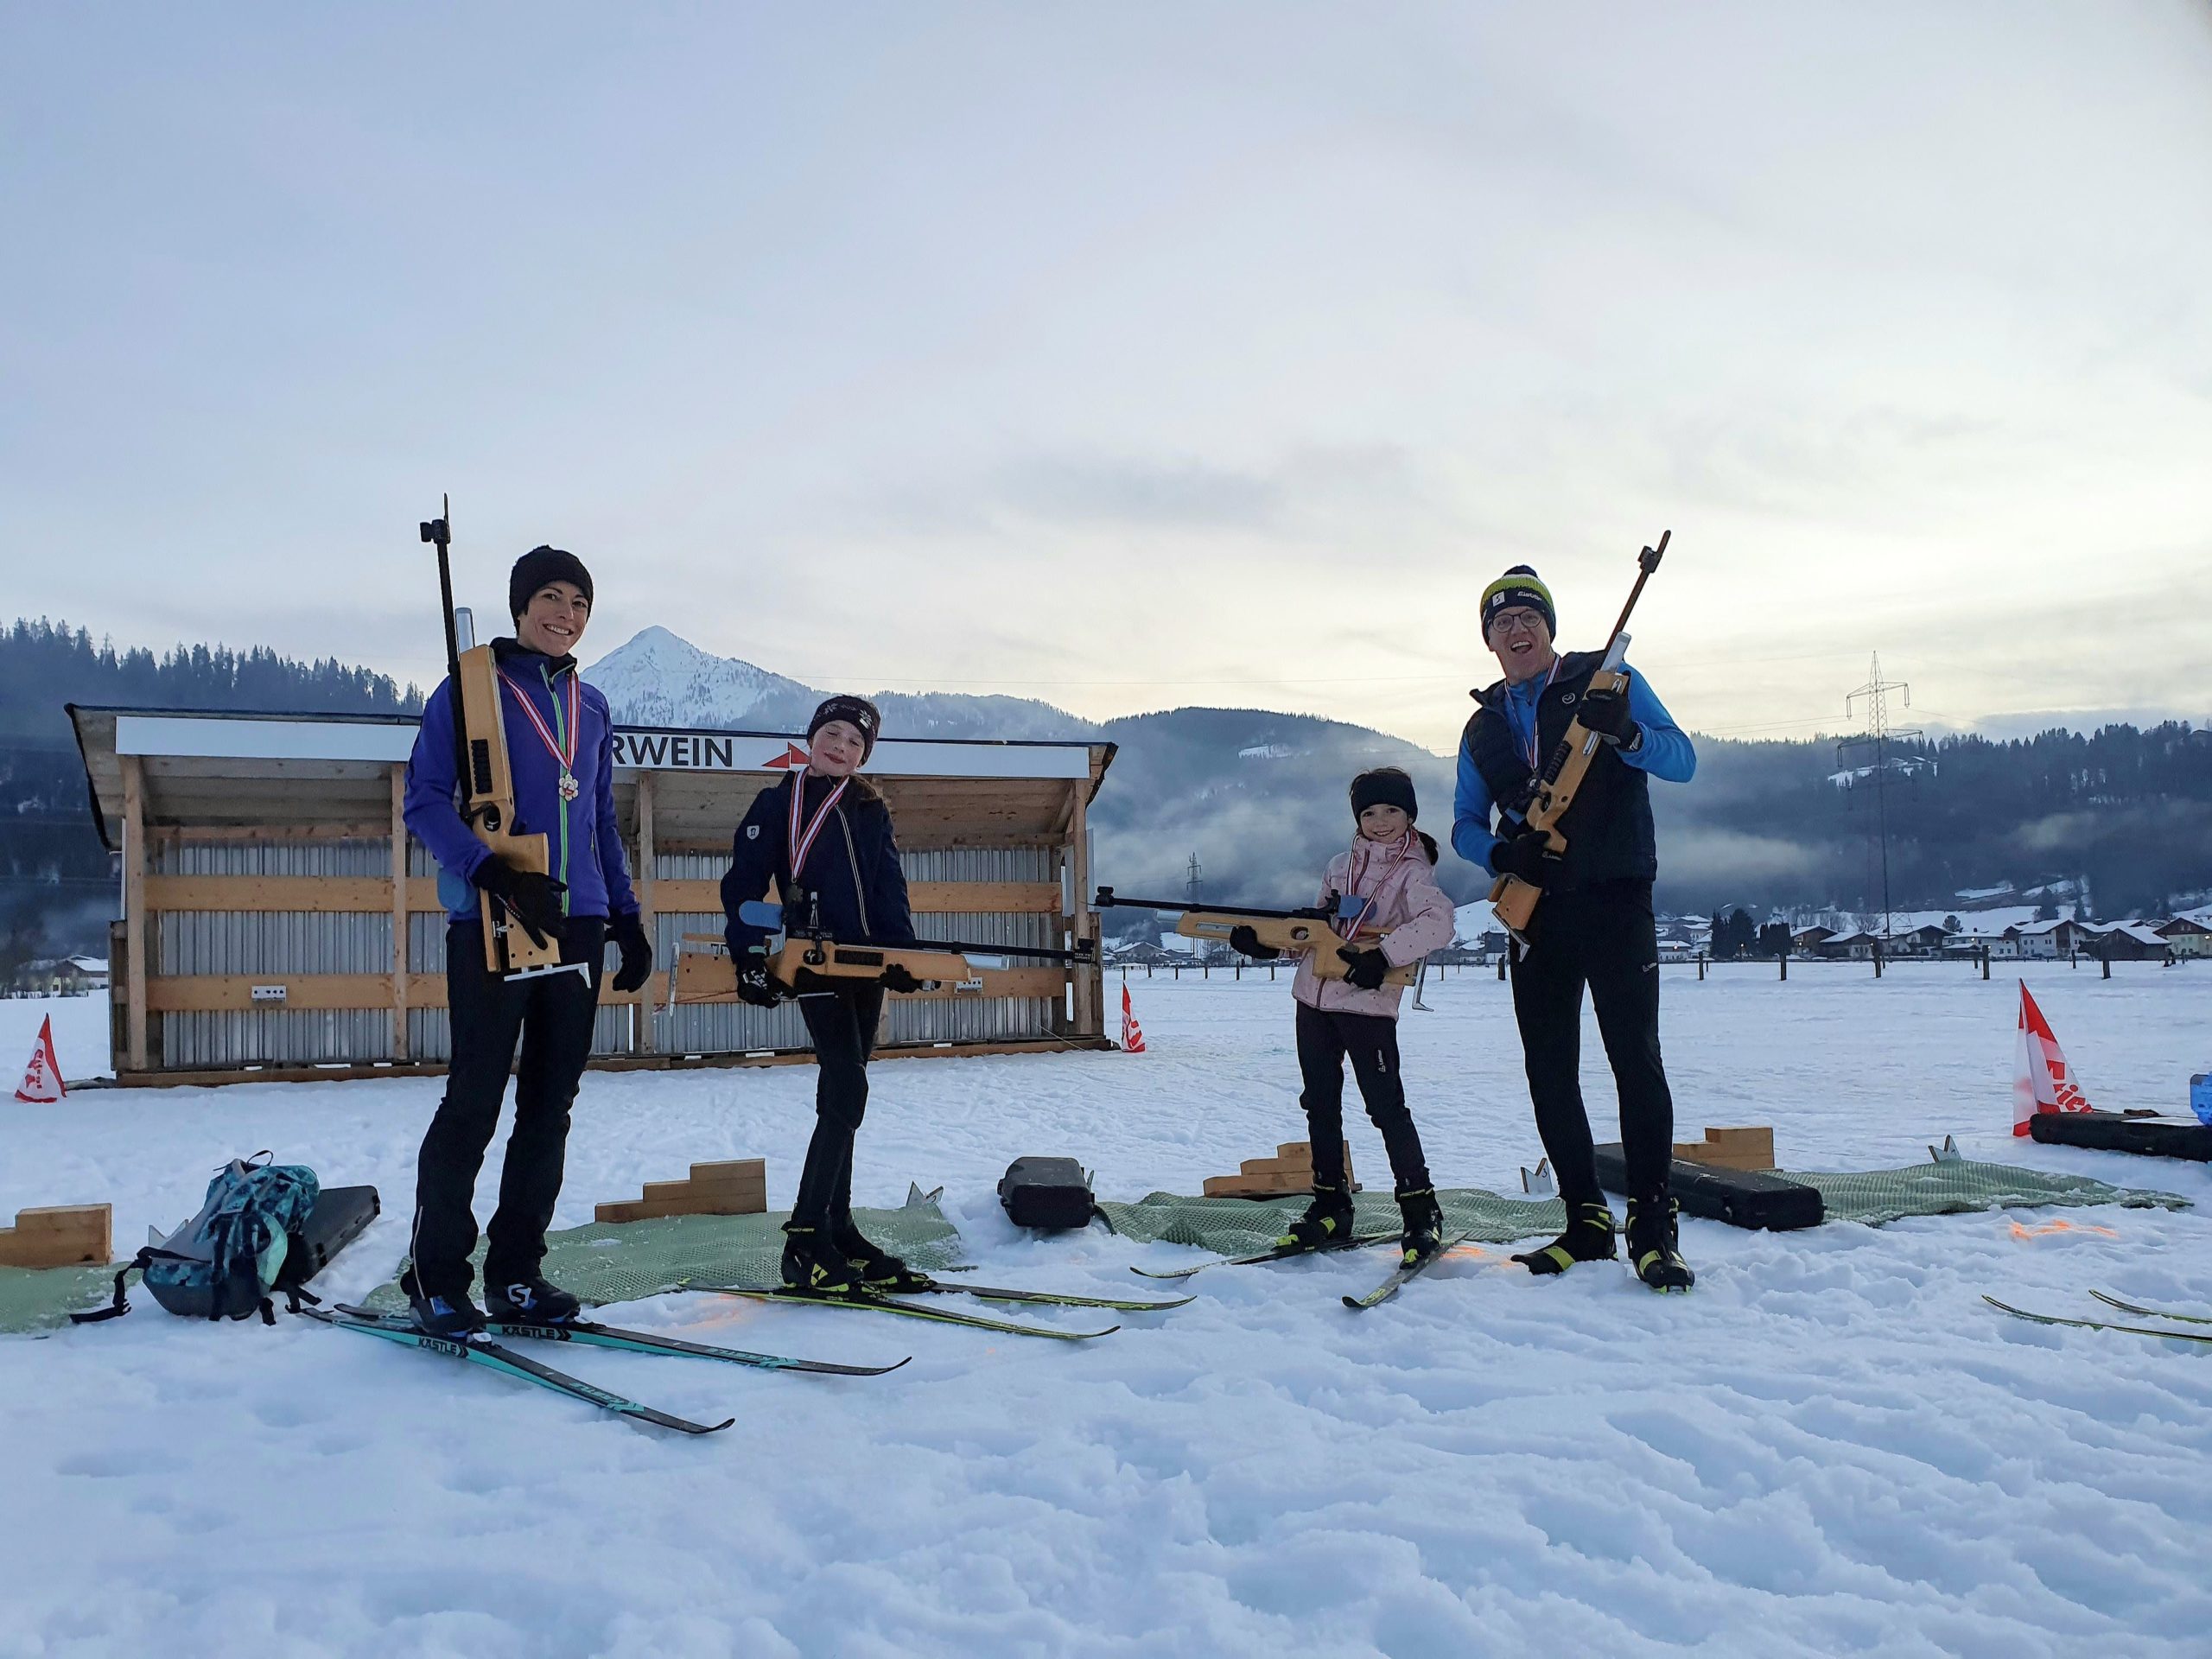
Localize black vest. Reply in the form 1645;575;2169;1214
1461;650;1656;890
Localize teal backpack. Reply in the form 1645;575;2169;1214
74;1154;321;1325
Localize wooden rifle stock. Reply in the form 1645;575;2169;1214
1093;890;1419;987
1489;531;1669;941
425;499;567;979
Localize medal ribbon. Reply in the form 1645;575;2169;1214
1336;828;1415;941
1513;658;1562;774
498;667;582;784
786;772;850;883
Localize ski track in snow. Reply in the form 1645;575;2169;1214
3;963;2209;1658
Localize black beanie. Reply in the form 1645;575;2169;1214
1350;766;1418;822
1479;564;1555;639
807;694;882;761
509;546;594;621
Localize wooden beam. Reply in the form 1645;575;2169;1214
121;753;148;1072
1068;777;1099;1037
146;973;656;1013
390;765;409;1060
633;772;656;1056
143;874;447;912
647;879;1061;916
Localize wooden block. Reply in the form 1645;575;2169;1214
689;1172;767;1198
15;1205;109;1233
1237;1157;1295;1178
640;1180;696;1205
594;1201;647;1224
690;1160;766;1185
691;1190;766;1217
1274;1143;1317;1164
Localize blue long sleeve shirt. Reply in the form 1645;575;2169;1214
1451;661;1695;876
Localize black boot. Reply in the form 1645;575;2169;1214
1275;1181;1356;1249
1625;1195;1694;1293
833;1215;929;1292
1395;1186;1445;1265
1511;1202;1619;1275
484;1275;582;1324
405;1286;486;1338
780;1223;857;1294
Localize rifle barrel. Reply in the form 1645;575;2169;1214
1092;894;1329;922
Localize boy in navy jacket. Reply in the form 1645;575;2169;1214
401;546;653;1333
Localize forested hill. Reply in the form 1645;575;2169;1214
4;614;2209;958
0;620;423;962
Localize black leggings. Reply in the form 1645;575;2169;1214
792;983;885;1227
1294;999;1431;1193
1508;880;1675;1210
411;918;605;1300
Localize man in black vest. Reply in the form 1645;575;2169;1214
1452;564;1699;1291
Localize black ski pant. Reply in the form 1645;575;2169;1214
1508;879;1674;1212
792;982;885;1230
1294;998;1432;1193
410;917;604;1301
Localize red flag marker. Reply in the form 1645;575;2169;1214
1120;984;1147;1053
15;1015;65;1103
2012;981;2092;1135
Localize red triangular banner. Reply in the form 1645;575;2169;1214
1120;984;1147;1053
761;743;812;771
16;1014;65;1103
2012;981;2092;1135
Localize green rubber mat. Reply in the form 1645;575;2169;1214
1791;1158;2190;1224
363;1184;966;1313
1095;1188;1565;1256
0;1262;121;1337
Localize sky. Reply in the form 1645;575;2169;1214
3;3;2209;753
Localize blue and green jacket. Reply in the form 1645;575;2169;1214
404;639;639;924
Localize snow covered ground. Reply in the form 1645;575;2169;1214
3;963;2209;1658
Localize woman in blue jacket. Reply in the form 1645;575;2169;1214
721;695;922;1294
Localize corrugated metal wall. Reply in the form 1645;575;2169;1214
156;837;397;1067
149;836;1067;1068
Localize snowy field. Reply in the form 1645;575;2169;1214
3;963;2209;1659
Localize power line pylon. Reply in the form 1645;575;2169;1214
1840;653;1921;944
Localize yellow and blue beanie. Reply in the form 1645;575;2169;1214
1480;565;1555;639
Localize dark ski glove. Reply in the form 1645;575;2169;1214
1577;677;1638;747
735;962;783;1007
472;857;568;947
880;963;925;994
1228;925;1281;962
1337;946;1391;990
608;912;654;993
1491;828;1559;885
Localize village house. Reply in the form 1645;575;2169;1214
2155;917;2212;960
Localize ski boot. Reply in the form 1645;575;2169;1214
1510;1202;1618;1275
1275;1181;1356;1250
1395;1185;1446;1267
1625;1195;1694;1293
405;1287;486;1338
485;1275;582;1325
780;1223;858;1295
833;1217;931;1293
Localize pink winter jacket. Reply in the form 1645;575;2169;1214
1289;834;1459;1019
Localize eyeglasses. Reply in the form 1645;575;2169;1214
1488;610;1548;638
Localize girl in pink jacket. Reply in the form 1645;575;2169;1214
1230;766;1459;1262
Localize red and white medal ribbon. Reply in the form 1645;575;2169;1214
1514;658;1563;778
1336;828;1415;941
498;668;583;801
786;772;850;883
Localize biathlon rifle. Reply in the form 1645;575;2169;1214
672;897;1096;1002
1091;888;1420;987
423;498;579;982
1489;529;1669;944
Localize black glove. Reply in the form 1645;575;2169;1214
472;857;567;948
1338;946;1390;990
608;912;654;993
1578;676;1638;747
880;963;925;995
1228;925;1281;962
735;963;782;1008
1491;828;1560;885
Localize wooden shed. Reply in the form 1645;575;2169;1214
68;705;1115;1085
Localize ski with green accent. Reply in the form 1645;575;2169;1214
697;1285;1117;1341
1128;1234;1400;1280
301;1307;735;1433
1343;1232;1472;1312
2090;1291;2212;1326
1982;1295;2212;1344
896;1280;1191;1313
333;1305;907;1376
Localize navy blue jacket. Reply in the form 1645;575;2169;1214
404;639;639;924
721;772;916;957
1452;652;1695;891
